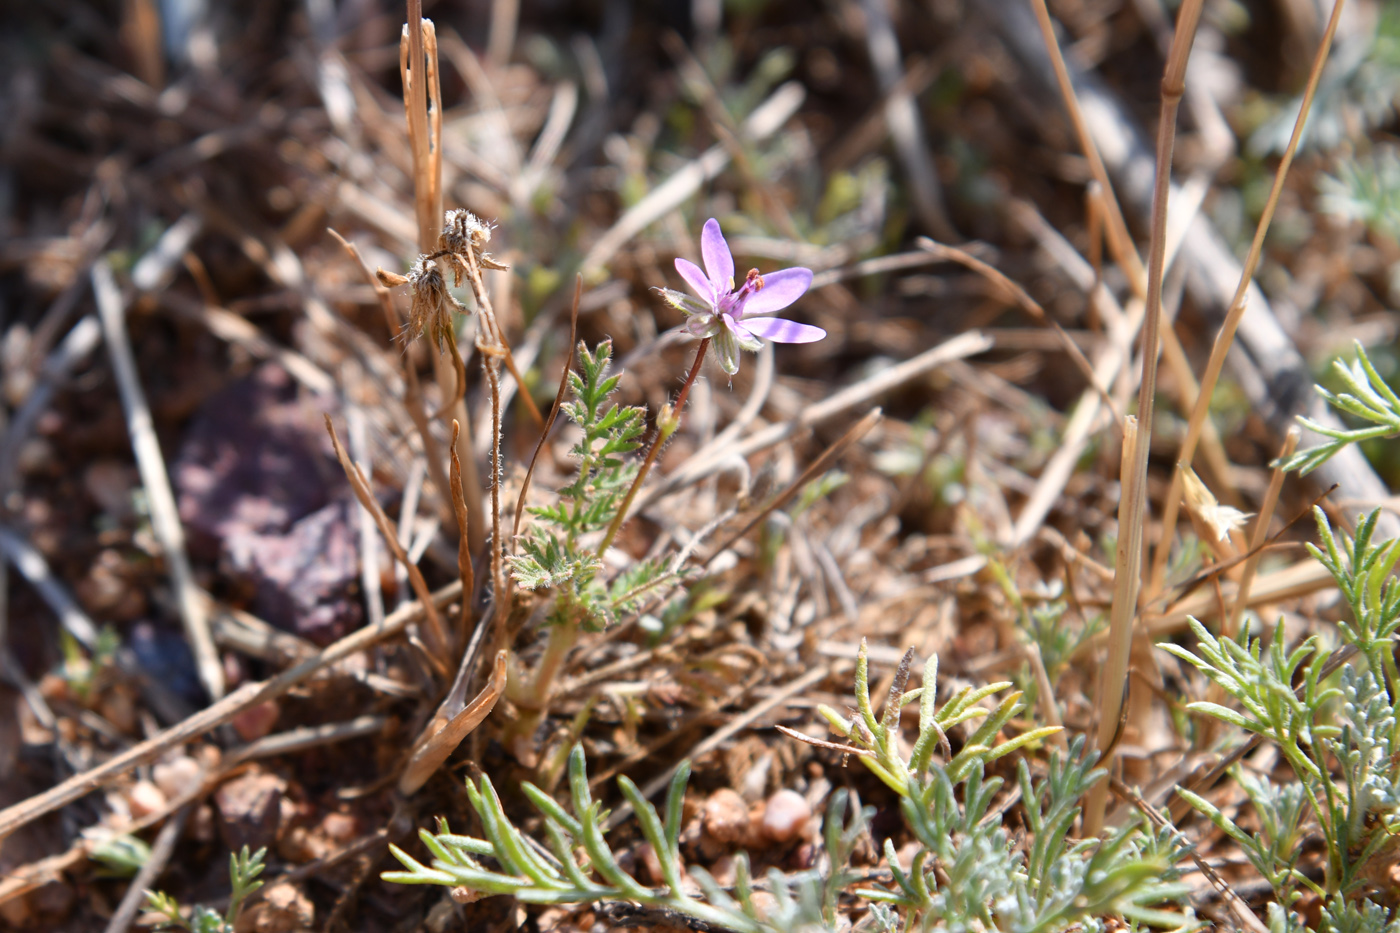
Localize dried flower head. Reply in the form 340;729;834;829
438;209;509;285
405;255;463;350
658;218;825;375
1180;464;1251;553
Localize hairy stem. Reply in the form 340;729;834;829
596;337;711;558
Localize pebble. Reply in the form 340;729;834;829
761;789;813;844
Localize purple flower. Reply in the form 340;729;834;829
659;218;826;375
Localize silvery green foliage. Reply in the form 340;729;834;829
507;340;669;631
860;738;1190;933
1165;505;1400;904
1321;896;1400;933
1319;145;1400;244
824;647;1192;933
1253;6;1400;154
1277;343;1400;476
1179;768;1312;904
387;647;1194;932
1309;508;1400;679
384;744;867;933
144;846;265;933
817;642;1062;797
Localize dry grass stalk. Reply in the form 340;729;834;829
1147;0;1348;595
513;277;581;543
601;664;833;832
459;240;509;607
448;420;475;631
1027;1;1235;498
400;8;486;560
101;805;189;933
1226;428;1300;637
1028;0;1145;288
1086;0;1206;836
918;239;1117;421
324;414;450;657
401;6;442;251
92;261;224;701
327;228;456;524
644;330;991;506
1111;778;1271;933
705;407;884;563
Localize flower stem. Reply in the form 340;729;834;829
596;337;710;559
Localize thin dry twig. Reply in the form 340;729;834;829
858;0;955;240
644;330;991;505
578;82;806;277
1226;428;1300;637
604;664;833;831
512;276;581;544
325;414;450;657
93;260;223;700
1110;778;1271;933
101;806;191;933
1087;0;1206;836
705;408;883;563
1147;0;1348;594
448;420;475;628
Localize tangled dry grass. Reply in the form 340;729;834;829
5;0;1400;931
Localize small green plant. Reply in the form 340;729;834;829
384;744;867;933
508;340;653;632
1276;342;1400;475
1319;145;1400;245
391;645;1194;932
506;341;679;736
1164;506;1400;905
89;833;151;878
816;645;1191;933
143;845;265;933
815;641;1063;796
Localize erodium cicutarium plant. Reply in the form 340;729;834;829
658;218;826;375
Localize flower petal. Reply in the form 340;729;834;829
726;316;764;352
674;258;714;303
700;219;735;292
742;316;827;344
740;267;812;317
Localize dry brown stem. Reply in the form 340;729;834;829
513;277;581;544
1148;0;1349;594
1086;0;1205;836
449;420;475;629
325;414;450;656
706;407;884;563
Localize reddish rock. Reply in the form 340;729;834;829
214;769;287;854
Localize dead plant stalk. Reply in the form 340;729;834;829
1085;0;1205;837
1147;0;1348;596
401;7;485;560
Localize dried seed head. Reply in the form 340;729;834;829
441;209;493;252
439;209;510;276
406;255;463;350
